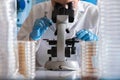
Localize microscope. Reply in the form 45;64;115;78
44;2;80;70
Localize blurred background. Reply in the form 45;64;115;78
17;0;97;31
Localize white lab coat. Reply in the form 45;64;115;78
17;1;99;66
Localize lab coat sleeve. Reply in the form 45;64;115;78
79;1;99;35
17;6;42;52
89;5;99;35
17;2;50;40
17;7;34;41
17;2;50;51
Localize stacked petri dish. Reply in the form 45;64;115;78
81;41;99;80
98;0;120;79
0;1;7;78
0;0;18;79
18;41;36;79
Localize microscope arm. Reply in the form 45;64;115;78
56;15;68;61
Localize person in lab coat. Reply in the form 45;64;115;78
17;0;99;67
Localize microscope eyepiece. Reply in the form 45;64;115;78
52;2;74;23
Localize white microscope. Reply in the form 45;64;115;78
45;2;80;70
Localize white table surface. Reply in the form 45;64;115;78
35;67;81;80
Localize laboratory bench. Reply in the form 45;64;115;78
35;67;80;80
35;67;98;80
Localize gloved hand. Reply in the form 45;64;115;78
30;17;53;40
76;29;98;41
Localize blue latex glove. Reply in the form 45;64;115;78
82;0;97;5
30;17;53;40
76;29;98;41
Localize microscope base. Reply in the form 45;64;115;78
44;61;79;71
